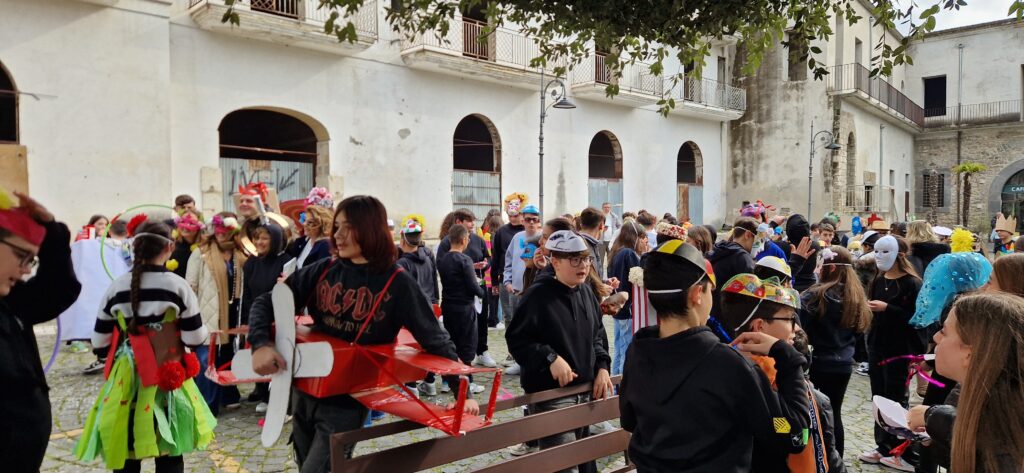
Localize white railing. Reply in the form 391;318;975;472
402;19;564;74
669;76;746;111
841;185;896;214
190;0;378;39
570;53;663;97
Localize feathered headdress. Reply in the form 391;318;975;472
126;214;149;237
401;214;425;234
238;182;269;201
304;187;334;209
950;228;975;253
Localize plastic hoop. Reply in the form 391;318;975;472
100;204;176;281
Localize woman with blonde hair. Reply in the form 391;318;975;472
908;293;1024;473
987;252;1024;297
906;220;950;276
287;205;333;270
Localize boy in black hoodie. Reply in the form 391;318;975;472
776;214;818;292
395;217;439;304
506;230;612;473
708;217;757;323
619;240;809;473
437;225;486;393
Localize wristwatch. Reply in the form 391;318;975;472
546;352;558;365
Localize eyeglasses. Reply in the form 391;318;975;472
524;217;541;224
766;316;798;330
0;239;39;269
557;255;594;268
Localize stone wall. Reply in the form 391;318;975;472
914;122;1024;232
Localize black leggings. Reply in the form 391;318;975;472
113;456;183;473
808;366;852;456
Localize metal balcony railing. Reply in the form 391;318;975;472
665;76;747;112
841;185;896;214
569;54;664;97
923;99;1023;128
189;0;378;39
402;19;564;74
827;63;924;127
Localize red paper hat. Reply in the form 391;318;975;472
0;190;45;246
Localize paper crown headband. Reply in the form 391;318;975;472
995;213;1018;234
238;182;269;200
650;239;716;287
0;188;45;246
402;214;425;234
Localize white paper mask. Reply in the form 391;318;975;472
874;235;899;272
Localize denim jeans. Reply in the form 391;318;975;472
531;394;596;473
611;318;632;376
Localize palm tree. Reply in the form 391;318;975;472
952;163;987;227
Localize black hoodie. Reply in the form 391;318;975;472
506;272;611;394
908;241;950;277
241;223;293;323
620;326;810;473
778;214;818;292
799;286;859;373
396;245;439;304
708;240;754;318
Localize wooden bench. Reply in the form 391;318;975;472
330;376;633;473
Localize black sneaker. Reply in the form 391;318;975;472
82;359;105;375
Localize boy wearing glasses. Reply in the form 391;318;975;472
506;230;612;473
0;189;81;472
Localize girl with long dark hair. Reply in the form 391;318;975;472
799;245;871;455
246;196;478;472
607;220;648;375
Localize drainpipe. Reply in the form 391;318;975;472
956;43;965;226
879;124;885;216
957;44;964;124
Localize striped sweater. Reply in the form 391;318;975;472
92;265;209;351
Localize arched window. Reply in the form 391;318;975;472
676;141;704;223
452;114;502;218
0;61;17;143
587;130;623;211
677;141;702;184
218;108;326;211
1000;168;1024;233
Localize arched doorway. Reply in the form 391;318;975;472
452;114;502;219
0;61;16;143
588;131;623;212
218;108;328;211
676;141;703;224
845;132;857;207
999;168;1024;233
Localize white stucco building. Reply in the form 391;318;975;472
0;0;747;233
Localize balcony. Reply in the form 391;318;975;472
569;54;664;107
924;100;1023;128
401;19;563;90
827;63;924;131
188;0;378;55
841;185;897;215
665;77;747;121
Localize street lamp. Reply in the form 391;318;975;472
539;69;575;215
807;123;842;217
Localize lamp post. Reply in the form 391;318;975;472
538;68;576;215
807;122;842;217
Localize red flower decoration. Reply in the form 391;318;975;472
157;360;186;391
184;352;200;378
126;213;149;237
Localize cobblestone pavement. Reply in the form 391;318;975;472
38;319;903;472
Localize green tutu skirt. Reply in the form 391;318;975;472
74;346;217;469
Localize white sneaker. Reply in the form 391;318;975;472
470;383;486;394
879;456;915;472
508;443;538;456
502;354;516;367
858;449;884;464
440;382;451;393
473;351;498;368
418;381;437;397
856;362;870;376
504;363;521;375
255;402;268;414
495;322;505;330
590;421;614;434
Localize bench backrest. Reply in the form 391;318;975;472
330;376;628;472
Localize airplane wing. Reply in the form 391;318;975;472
351;385;491;436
